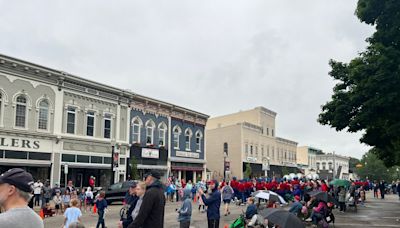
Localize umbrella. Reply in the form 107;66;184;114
308;190;334;202
259;208;305;228
329;179;350;187
253;191;287;205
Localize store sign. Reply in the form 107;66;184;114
0;137;40;149
141;148;159;159
247;157;257;162
176;151;200;158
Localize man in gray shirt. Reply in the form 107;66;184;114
0;168;44;228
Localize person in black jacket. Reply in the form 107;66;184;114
198;180;221;228
119;182;138;228
127;171;166;228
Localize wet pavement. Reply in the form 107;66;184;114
42;191;400;228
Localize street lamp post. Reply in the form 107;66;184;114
110;141;116;186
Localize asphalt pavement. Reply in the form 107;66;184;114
42;191;400;228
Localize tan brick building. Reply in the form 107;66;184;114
206;107;298;180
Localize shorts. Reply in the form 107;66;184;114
55;204;60;210
223;199;231;204
86;198;93;205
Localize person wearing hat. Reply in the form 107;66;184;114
127;171;166;228
289;195;303;216
0;168;44;228
198;180;221;228
119;181;139;228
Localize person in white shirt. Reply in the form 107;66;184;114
33;180;43;207
85;187;94;213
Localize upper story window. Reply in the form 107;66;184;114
255;146;258;156
173;126;181;149
145;120;155;145
195;131;203;152
266;128;269;136
322;162;326;170
38;100;49;130
245;143;249;155
15;95;27;128
66;107;76;134
271;147;275;159
328;162;333;170
86;111;95;136
104;113;112;139
158;122;167;147
184;128;192;151
272;129;274;137
250;145;253;155
131;117;142;143
316;162;320;169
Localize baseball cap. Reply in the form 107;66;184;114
295;195;301;201
0;168;34;192
144;170;161;179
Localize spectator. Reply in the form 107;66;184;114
198;180;221;228
33;180;43;207
85;187;94;213
95;191;108;228
221;181;234;216
175;178;182;202
78;188;86;210
177;189;192;228
62;190;71;211
289;195;303;216
338;187;346;212
53;192;63;214
63;198;82;228
127;171;166;228
42;181;52;207
246;197;262;227
0;168;44;228
119;182;139;228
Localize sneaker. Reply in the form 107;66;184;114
305;218;312;222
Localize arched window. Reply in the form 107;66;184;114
184;128;192;151
158;122;167;147
15;95;27;128
195;131;203;152
131;117;142;143
173;126;181;149
38;100;49;130
145;120;155;144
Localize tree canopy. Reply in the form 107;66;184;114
318;0;400;167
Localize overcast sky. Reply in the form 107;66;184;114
0;0;375;159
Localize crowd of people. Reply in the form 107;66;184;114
1;166;400;228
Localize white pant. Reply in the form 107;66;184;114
248;214;263;226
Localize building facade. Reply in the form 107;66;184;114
206;107;299;180
0;53;208;187
128;96;208;182
316;153;350;180
297;146;320;175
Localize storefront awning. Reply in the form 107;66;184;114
0;159;51;167
137;164;169;170
170;157;206;164
171;166;204;172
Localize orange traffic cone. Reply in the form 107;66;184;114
39;208;44;220
93;203;97;213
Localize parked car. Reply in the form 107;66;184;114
105;181;136;205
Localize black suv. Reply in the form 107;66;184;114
105;181;136;205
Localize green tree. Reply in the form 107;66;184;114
130;156;139;180
318;0;400;167
244;163;252;179
357;150;391;181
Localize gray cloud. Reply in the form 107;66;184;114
0;0;374;158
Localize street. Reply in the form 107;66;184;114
42;191;400;228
